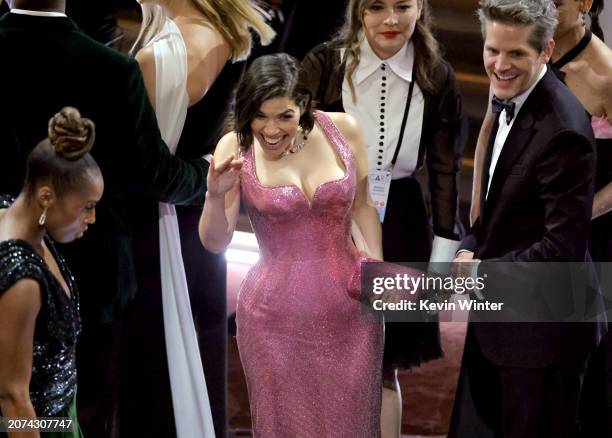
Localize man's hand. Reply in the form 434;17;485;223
452;251;480;282
454;251;474;262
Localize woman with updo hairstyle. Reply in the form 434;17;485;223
301;0;466;435
200;53;384;437
0;107;103;438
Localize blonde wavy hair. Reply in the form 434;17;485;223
131;0;275;62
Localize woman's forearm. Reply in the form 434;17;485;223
199;192;234;253
0;392;40;438
593;182;612;219
352;204;383;260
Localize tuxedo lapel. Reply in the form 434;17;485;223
485;110;537;205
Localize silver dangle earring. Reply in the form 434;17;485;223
38;208;48;226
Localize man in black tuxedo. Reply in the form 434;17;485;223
449;0;606;437
0;1;208;436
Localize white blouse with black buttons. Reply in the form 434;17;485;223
342;38;424;180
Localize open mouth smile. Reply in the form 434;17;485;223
494;72;519;82
262;135;284;146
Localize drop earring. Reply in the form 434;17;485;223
38;208;48;226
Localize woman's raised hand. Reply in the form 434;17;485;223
206;154;243;199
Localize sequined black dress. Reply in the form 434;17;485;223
0;196;83;437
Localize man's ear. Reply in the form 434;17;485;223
541;38;555;64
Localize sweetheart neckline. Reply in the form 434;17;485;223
250;169;349;210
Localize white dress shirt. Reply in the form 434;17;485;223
10;8;67;17
486;65;547;198
342;36;424;179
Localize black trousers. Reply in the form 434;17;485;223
449;325;589;438
578;224;612;437
76;321;122;438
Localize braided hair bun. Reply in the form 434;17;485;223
47;107;96;161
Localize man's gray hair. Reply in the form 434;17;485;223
477;0;558;52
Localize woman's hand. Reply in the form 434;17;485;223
199;135;243;253
206;154;243;199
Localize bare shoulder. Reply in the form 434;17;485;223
325;112;362;142
1;279;41;314
176;20;231;104
213;132;241;161
323;112;367;162
574;37;612;77
135;45;155;74
180;21;228;60
565;56;612;93
135;45;157;106
590;37;612;73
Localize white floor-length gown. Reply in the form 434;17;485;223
147;17;215;438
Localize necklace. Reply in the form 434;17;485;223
281;130;309;158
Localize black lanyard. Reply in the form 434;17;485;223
391;62;417;166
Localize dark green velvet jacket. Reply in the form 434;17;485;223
0;12;208;324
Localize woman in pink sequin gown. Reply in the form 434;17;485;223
199;53;384;437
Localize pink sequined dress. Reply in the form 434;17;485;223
236;111;383;437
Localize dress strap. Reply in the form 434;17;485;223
552;29;592;70
239;144;256;186
313;110;354;167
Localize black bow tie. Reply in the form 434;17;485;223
491;96;516;124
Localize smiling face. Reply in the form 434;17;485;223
250;96;302;157
483;21;554;100
43;174;104;243
362;0;421;60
